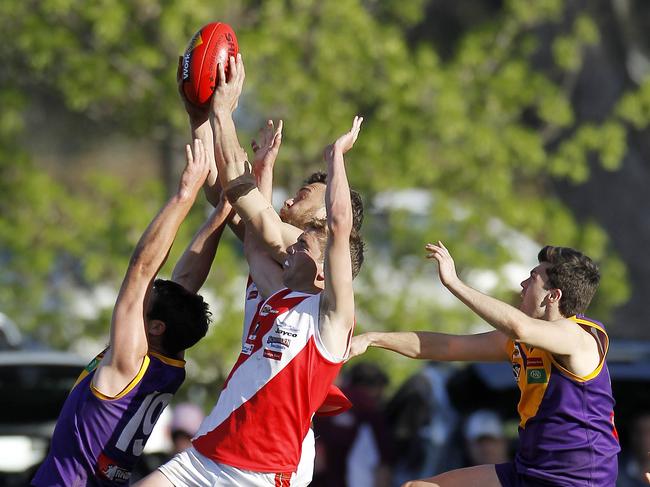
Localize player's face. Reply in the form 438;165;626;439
519;262;553;318
279;183;327;228
282;230;324;289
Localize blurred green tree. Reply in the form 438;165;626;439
0;0;647;392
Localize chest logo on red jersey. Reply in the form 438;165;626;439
263;349;283;360
267;336;291;349
259;304;279;317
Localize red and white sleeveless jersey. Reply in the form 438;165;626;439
192;287;348;473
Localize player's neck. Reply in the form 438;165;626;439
543;307;565;322
147;342;183;360
289;281;323;294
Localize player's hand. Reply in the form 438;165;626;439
252;119;283;171
178;139;210;200
177;56;210;125
348;333;372;359
324;115;363;160
425;241;460;288
212;53;245;114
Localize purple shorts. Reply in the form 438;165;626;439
495;463;555;487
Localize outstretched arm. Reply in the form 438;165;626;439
171;194;235;293
209;56;303;262
240;119;286;298
98;139;209;388
349;330;508;362
425;242;594;357
318;116;363;359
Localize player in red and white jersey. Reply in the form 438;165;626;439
153;60;353;486
136;55;364;487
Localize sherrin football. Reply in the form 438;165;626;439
180;22;239;107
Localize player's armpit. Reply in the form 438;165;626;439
317;294;354;361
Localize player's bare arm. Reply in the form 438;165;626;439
349;329;509;362
177;56;219;195
209;55;299;262
318;116;362;359
94;139;210;397
243;224;284;300
171;193;234;294
425;241;600;376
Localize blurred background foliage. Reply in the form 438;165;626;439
1;0;650;397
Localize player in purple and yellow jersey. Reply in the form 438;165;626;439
351;244;620;487
32;139;233;486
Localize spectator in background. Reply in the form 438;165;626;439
169;403;205;455
618;413;650;486
312;362;394;487
463;410;509;467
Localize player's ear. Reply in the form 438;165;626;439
147;319;166;336
548;288;562;304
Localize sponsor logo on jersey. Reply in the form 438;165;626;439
263;349;283;360
512;363;521;381
242;343;254;355
267;336;291;348
274;326;298;338
527;368;548;384
259;304;278;316
248;322;261;341
97;452;131;483
526;357;544;367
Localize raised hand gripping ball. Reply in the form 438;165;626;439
180;22;239;107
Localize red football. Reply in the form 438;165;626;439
180;22;239;107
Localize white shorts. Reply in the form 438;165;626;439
293;428;315;487
158;446;295;486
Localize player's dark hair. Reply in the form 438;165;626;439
304;171;364;232
305;218;365;280
537;246;600;317
147;279;211;355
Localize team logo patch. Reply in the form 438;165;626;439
263;349;283;360
527;368;548;384
248;323;261;341
267;336;291;349
512;363;521;381
242;343;254;355
97;452;131;483
259;304;278;316
247;289;258;300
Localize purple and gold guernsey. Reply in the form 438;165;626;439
32;349;185;487
506;315;620;486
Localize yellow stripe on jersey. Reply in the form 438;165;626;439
72;349;107;389
149;351;185;368
549;316;609;383
90;355;151;401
